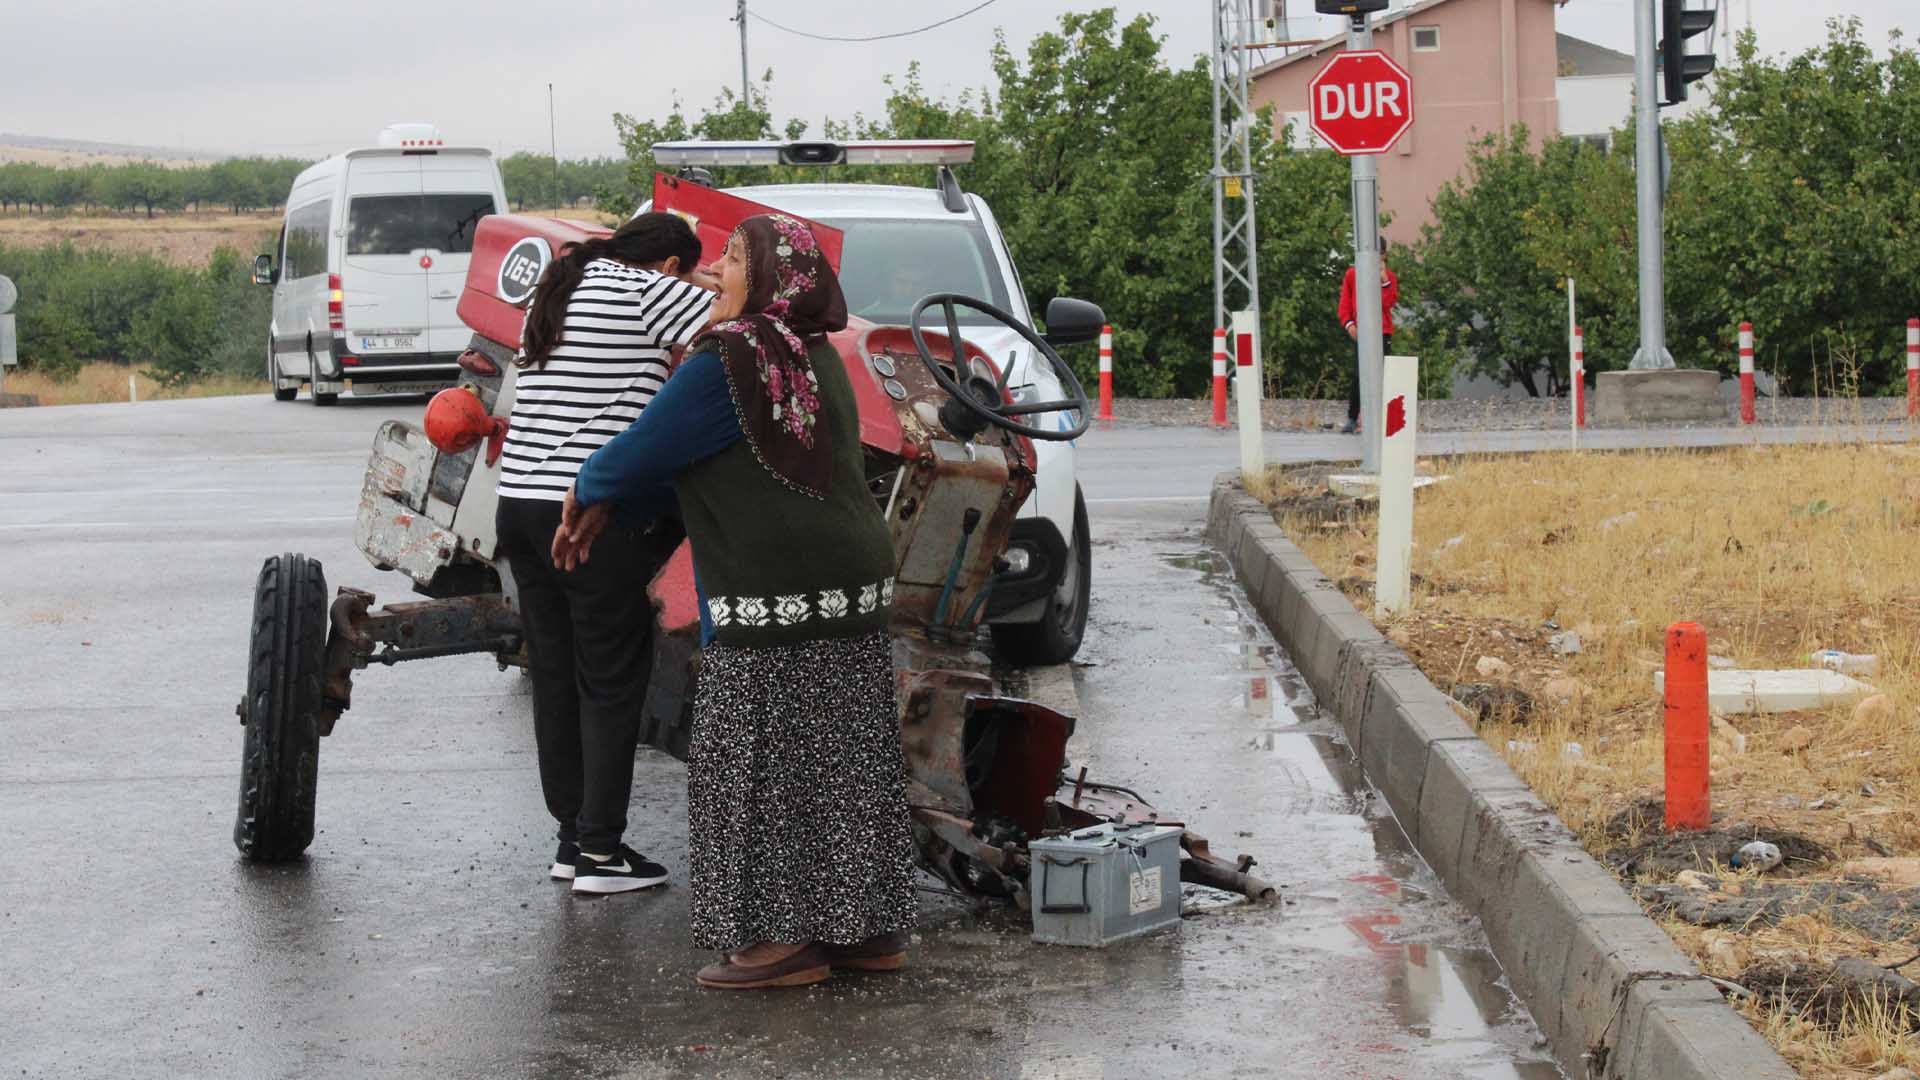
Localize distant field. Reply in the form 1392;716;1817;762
0;141;213;169
3;363;264;406
0;205;614;266
0;210;279;265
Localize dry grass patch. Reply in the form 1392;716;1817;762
0;211;279;265
2;363;264;406
1256;444;1920;1076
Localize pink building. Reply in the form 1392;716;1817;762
1251;0;1569;243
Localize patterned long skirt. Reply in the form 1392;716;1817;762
687;630;920;951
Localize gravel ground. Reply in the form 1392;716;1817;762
1113;393;1912;433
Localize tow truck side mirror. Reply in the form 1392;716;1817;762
252;254;276;286
1041;297;1105;347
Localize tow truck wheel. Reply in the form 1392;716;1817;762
992;488;1091;667
233;553;326;862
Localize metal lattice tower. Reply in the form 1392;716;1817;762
1211;0;1262;351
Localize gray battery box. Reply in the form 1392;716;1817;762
1029;822;1184;947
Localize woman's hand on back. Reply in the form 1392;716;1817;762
553;485;613;572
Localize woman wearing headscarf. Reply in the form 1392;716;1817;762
555;213;917;989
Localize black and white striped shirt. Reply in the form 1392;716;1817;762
497;259;712;502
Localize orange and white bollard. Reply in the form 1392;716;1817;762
1664;621;1711;832
1738;322;1756;425
1907;318;1918;420
1569;326;1585;446
1210;328;1229;429
1097;325;1114;423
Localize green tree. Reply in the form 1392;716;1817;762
1662;20;1920;392
101;163;183;219
597;10;1360;399
1412;129;1591;395
499;152;550;210
205;159;265;214
1248;119;1378;398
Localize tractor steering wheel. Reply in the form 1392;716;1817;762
908;293;1091;442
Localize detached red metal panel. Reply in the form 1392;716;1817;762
651;172;845;270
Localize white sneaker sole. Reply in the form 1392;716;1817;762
571;872;670;895
551;863;576;880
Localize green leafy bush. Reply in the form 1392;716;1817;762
0;241;268;385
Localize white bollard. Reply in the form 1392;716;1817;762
1375;354;1419;619
1570;326;1584;449
129;375;137;403
1232;309;1265;479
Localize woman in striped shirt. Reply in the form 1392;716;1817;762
493;212;716;895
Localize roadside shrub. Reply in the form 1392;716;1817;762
0;240;267;385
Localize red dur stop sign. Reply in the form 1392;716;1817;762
1308;50;1415;155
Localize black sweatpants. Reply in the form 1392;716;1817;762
495;496;668;856
1348;334;1393;424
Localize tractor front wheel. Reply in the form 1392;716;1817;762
233;553;327;861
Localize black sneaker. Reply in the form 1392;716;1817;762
551;841;580;881
572;844;669;895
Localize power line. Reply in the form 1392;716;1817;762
745;0;1000;44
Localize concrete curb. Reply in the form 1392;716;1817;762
1206;473;1796;1080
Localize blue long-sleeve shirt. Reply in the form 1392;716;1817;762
575;351;742;643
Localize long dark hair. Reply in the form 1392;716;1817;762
518;211;703;369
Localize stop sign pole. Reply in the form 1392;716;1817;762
1310;20;1413;472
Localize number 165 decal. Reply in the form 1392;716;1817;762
496;237;553;306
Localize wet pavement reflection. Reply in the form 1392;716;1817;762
0;405;1562;1078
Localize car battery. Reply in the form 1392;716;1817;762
1029;822;1184;947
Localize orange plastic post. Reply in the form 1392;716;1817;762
1663;621;1711;831
1097;325;1114;422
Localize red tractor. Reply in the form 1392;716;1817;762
233;172;1274;912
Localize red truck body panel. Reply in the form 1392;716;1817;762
456;182;910;634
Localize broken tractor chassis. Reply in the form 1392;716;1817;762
270;585;1278;909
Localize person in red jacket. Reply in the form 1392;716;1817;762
1337;237;1399;434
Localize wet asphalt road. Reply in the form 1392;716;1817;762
0;395;1572;1079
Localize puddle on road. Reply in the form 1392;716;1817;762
1153;547;1564;1078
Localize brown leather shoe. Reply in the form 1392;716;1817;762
695;944;832;989
824;931;910;973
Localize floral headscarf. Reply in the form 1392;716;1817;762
689;214;848;499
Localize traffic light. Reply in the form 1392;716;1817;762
1315;0;1390;14
1660;0;1717;106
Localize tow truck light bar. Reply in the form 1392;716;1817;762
650;140;976;168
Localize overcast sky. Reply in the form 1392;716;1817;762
1;1;1909;160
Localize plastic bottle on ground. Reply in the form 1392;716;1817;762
1811;650;1879;676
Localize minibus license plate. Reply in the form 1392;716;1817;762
358;334;417;352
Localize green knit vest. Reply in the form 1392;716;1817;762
674;339;896;648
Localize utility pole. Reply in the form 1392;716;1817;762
1345;10;1387;469
1210;0;1262;405
1630;0;1672;369
736;0;751;105
548;83;560;211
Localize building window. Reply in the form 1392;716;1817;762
1563;133;1613;154
1412;25;1440;51
1283;110;1326;152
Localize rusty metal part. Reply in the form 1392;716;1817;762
1179;829;1278;902
1050;773;1279;905
897;662;994;814
963;695;1074;839
318;588;520;735
356;422;462;587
